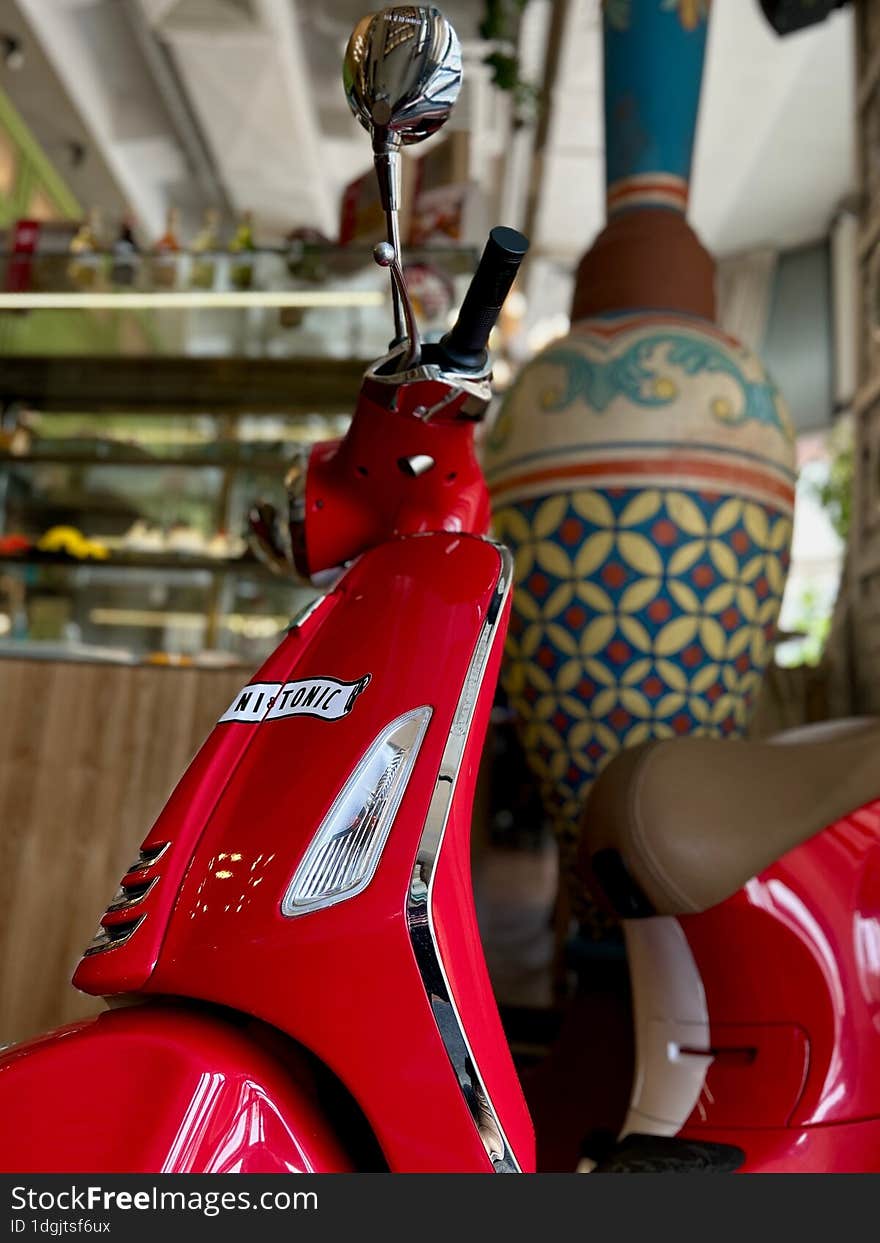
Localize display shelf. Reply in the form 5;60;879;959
0;245;478;364
0;354;371;413
0;449;295;470
0;289;385;311
0;642;256;666
0;406;319;659
0;244;478;291
0;242;474;663
0;549;281;575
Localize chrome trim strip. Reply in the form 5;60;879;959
406;540;520;1173
285;592;327;633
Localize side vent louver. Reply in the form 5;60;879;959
84;841;170;956
106;875;158;912
126;842;169;872
84;914;146;956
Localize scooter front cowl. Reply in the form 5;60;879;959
0;1002;355;1173
72;533;534;1174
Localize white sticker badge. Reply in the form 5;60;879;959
219;675;371;725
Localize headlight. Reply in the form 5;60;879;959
281;706;432;916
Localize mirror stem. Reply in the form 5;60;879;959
374;147;407;346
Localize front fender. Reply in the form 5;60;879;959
0;1002;356;1173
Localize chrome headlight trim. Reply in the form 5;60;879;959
406;541;521;1173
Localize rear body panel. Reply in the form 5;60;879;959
0;1003;353;1173
676;799;880;1171
72;533;534;1173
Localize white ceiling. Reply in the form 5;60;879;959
4;0;858;262
692;0;855;256
534;0;856;266
154;0;337;233
13;0;194;232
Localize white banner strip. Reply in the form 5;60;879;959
219;676;371;725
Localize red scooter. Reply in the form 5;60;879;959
2;5;880;1175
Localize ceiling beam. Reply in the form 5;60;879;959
14;0;170;235
254;0;334;229
120;0;234;223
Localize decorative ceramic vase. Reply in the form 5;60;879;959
484;0;797;915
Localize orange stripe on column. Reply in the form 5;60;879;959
568;315;742;349
607;181;689;206
489;457;796;508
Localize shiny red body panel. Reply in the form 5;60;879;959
678;799;880;1171
75;533;533;1174
682;1119;880;1173
0;1003;353;1173
300;381;490;576
73;591;344;994
6;437;879;1174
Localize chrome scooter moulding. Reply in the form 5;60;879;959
406;540;521;1173
363;344;493;419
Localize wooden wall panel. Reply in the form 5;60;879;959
0;660;243;1046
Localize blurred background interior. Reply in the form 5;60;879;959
0;0;874;1127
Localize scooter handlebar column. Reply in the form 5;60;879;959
439;226;529;370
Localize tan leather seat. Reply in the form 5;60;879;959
582;718;880;917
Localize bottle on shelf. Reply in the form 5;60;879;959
67;208;103;290
189;207;220;290
285;225;332;283
228;210;255;290
111;213;140;288
5;218;41;294
152;206;181;289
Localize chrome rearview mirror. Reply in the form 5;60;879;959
344;6;462;361
344;5;462;151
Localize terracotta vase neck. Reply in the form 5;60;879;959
571;208;716;322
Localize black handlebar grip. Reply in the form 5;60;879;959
440;226;529;369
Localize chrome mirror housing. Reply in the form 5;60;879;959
343;6;462;153
343;6;462;356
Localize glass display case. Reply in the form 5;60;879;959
0;409;334;664
0;245;478;664
0;245;477;360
